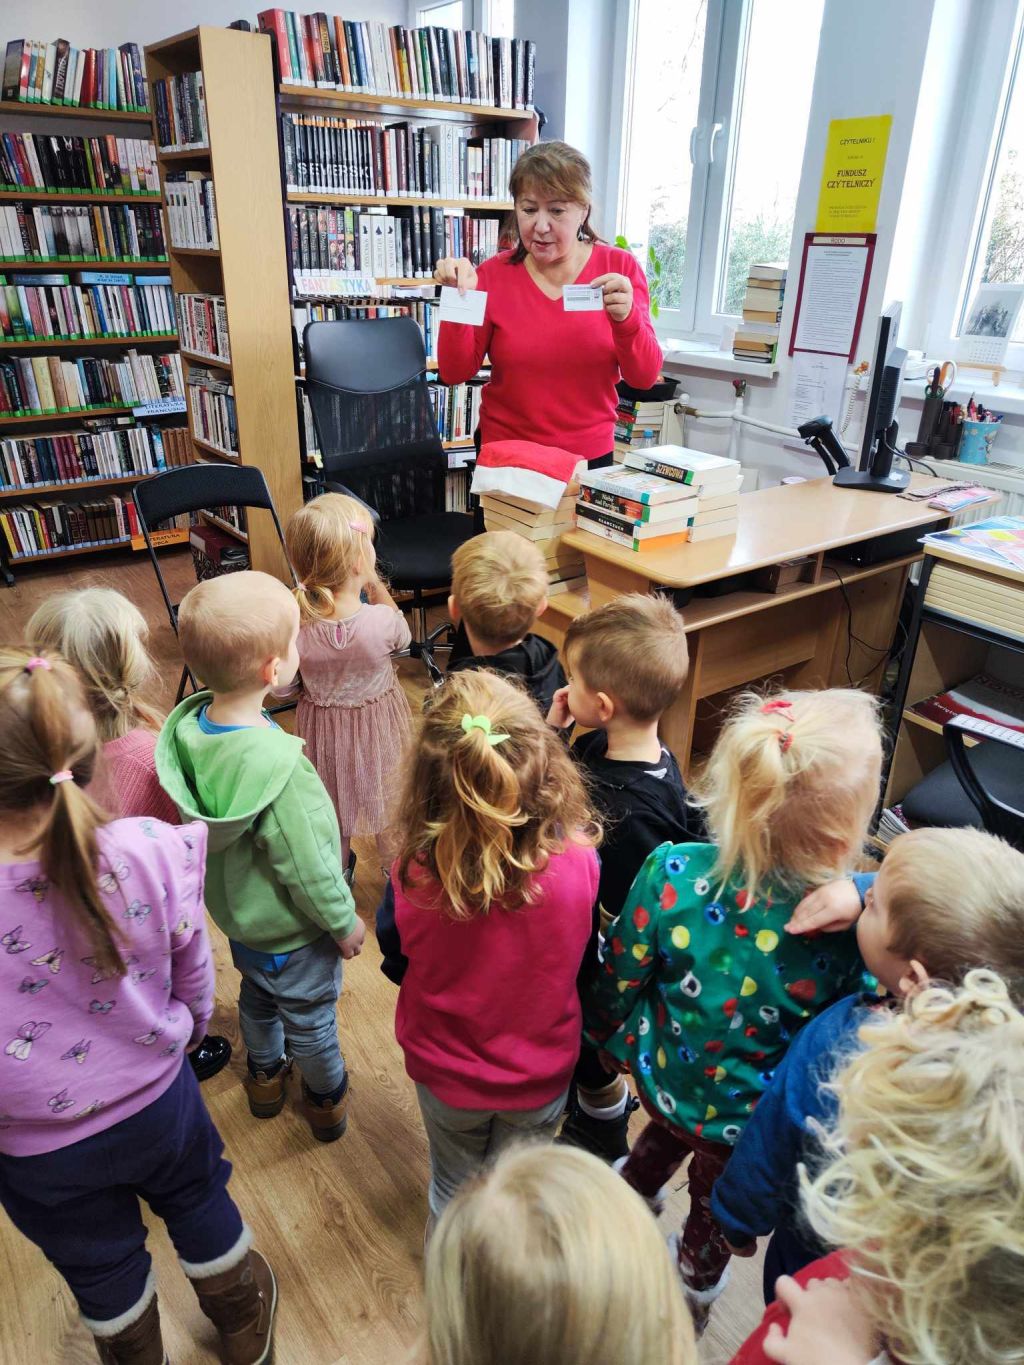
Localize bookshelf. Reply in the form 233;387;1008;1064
144;26;302;581
0;93;189;582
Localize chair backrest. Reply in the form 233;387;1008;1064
133;461;277;527
945;714;1024;850
303;317;447;522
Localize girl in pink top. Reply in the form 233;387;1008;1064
436;141;662;461
383;669;600;1222
285;492;413;874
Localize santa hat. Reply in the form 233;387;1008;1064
471;440;587;510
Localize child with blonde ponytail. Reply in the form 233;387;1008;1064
284;492;413;877
586;687;884;1334
383;670;600;1221
0;648;275;1365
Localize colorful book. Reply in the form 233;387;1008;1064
578;464;696;507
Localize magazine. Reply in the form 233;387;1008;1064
923;516;1024;571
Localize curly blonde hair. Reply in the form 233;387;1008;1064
285;491;375;624
424;1145;695;1365
396;670;600;919
801;970;1024;1364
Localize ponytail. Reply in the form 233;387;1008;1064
285;492;375;624
0;648;123;975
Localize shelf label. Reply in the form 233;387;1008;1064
131;398;187;416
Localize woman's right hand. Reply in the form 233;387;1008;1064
434;256;478;294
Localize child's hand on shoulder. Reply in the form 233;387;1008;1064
337;919;366;959
546;685;574;730
763;1276;879;1365
785;879;862;937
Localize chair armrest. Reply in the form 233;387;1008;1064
944;713;1024;843
945;713;1024;751
324;481;381;529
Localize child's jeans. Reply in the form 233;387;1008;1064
620;1109;733;1292
416;1083;569;1219
0;1063;245;1327
233;932;345;1095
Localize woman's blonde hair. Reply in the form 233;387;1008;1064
801;969;1024;1365
396;670;599;919
692;687;882;901
424;1144;696;1365
285;491;374;623
27;588;163;741
507;140;602;264
0;648;124;975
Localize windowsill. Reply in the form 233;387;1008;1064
661;341;780;381
903;372;1024;418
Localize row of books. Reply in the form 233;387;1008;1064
0;349;184;417
187;368;238;456
0;274;175;342
481;490;586;597
292;298;438;364
176;294;230;362
445;470;471;513
151;73;209;152
0;496;190;560
1;39;148;112
289;205;501;285
198;502;247;534
0;133;160;197
0;202;167;265
257;11;536;110
733;262;786;366
429;378;484;445
575;449;742;552
165;173;219;252
0;422;190;491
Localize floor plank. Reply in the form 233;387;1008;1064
0;548;766;1363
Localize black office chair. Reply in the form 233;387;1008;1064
900;713;1024;850
302;317;475;686
133;462;294;703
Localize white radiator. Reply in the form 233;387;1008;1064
929;459;1024;524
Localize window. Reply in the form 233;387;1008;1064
417;1;466;28
417;0;514;35
618;0;823;339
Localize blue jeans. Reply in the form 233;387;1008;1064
233;933;345;1095
0;1063;243;1324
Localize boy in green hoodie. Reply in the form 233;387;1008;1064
157;570;364;1143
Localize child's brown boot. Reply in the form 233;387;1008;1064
190;1248;277;1365
91;1292;166;1365
243;1056;289;1119
300;1074;349;1142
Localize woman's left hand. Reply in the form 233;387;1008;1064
592;272;633;323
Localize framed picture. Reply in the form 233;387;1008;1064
959;281;1024;367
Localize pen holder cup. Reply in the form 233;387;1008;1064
958;420;1000;466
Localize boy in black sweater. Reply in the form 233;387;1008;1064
548;592;702;1159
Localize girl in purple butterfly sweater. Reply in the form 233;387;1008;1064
0;647;275;1365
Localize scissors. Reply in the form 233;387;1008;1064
925;360;957;399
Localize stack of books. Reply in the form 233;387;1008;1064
176;293;230;362
0;134;160;197
480;487;586;597
187;367;237;456
151;73;209;152
732;262;786;366
0;203;167;265
1;348;183;416
0;494;188;559
0;422;188;490
613;394;684;461
0;273;175;341
1;40;148;112
428;378;484;445
583;444;743;547
164;173;219;252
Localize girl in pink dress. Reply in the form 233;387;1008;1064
285;492;413;876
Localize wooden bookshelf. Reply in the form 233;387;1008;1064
0;335;177;350
278;84;536;126
286;192;513;211
145;27;301;581
0;405;135;424
0;100;152;123
200;509;247;541
0;473;152;498
0;191;161;203
9;538;132;563
0;259;170;270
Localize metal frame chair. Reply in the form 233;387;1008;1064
944;713;1024;849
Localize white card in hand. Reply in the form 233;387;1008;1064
563;283;604;312
439;285;487;326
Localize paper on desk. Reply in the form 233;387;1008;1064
563;283;604;312
787;350;849;430
439;286;487;326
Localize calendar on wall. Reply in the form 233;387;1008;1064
958;281;1024;367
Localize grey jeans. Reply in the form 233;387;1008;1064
415;1082;569;1218
233;934;344;1095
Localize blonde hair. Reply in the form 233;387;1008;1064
693;688;882;901
285;491;374;624
396;670;599;919
424;1145;695;1365
177;570;297;694
450;531;548;649
801;970;1024;1365
564;592;689;723
882;827;1024;999
27;588;163;742
507;141;601;264
0;648;124;975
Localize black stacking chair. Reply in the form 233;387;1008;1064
900;714;1024;851
133;462;293;703
302;317;475;686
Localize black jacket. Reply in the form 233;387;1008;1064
447;631;566;715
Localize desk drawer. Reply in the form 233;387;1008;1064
926;562;1024;643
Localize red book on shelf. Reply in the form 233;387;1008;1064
911;674;1024;736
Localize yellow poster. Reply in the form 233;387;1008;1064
815;115;892;233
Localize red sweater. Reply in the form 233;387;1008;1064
91;728;181;825
731;1253;854;1364
393;841;599;1110
437;244;663;460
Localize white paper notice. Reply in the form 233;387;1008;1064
787;351;849;430
563;283;604;312
792;242;869;356
439;286;487;326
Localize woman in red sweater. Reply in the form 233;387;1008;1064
436;140;662;462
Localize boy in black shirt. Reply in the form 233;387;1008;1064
548;592;702;1159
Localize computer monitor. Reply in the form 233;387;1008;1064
834;301;909;493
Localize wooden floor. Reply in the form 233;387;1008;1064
0;548;767;1364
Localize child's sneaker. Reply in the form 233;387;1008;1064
300;1073;349;1142
243;1056;290;1119
557;1093;639;1162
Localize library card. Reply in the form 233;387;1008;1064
439;286;488;326
563;284;604;312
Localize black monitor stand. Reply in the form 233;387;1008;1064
833;418;909;493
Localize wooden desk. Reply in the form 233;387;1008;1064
537;476;981;775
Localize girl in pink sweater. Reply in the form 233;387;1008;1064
382;670;601;1224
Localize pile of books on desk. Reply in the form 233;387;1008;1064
613;393;682;461
575;447;742;552
480;487;586;597
732;262;786;366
